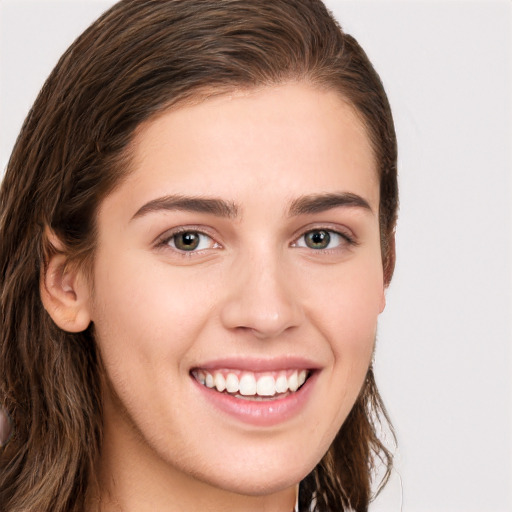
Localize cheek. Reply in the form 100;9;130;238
293;261;382;451
89;255;223;445
306;260;383;354
90;254;217;376
303;256;383;410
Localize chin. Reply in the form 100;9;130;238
194;460;311;497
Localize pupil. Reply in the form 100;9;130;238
182;233;196;245
307;230;330;249
176;232;199;250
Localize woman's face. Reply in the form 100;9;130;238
89;83;385;502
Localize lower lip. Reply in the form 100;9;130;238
191;372;317;427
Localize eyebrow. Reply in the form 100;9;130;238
287;192;373;216
131;195;240;220
131;191;372;221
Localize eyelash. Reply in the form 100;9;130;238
156;226;220;254
156;226;356;256
292;228;356;251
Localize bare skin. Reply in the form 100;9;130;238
44;83;385;511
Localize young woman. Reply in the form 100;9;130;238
0;1;398;510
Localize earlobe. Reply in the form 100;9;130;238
379;287;387;314
40;239;92;333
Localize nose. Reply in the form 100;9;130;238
219;250;304;339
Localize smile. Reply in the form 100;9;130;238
191;369;310;400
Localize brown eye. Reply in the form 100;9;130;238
304;230;331;249
172;232;202;251
294;229;350;251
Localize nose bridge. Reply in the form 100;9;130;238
220;243;303;338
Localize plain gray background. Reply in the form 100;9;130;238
1;1;511;511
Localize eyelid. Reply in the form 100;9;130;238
291;224;357;248
153;223;357;255
155;225;222;253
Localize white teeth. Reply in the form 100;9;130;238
275;375;288;393
214;373;226;392
205;372;214;388
288;372;299;392
256;375;276;396
239;374;257;396
225;373;239;393
194;369;309;398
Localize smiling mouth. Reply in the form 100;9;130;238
191;368;311;401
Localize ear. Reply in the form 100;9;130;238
40;233;92;333
379;285;387;314
379;232;396;313
383;232;396;288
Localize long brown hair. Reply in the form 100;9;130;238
0;1;398;510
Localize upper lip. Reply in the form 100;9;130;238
191;356;321;373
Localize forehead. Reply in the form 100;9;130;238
108;83;379;216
